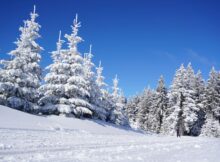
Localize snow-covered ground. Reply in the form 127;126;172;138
0;106;219;162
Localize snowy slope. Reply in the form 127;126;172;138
0;105;136;135
0;106;219;162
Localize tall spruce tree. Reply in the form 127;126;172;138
201;67;220;137
183;63;199;134
110;75;128;125
126;94;141;128
137;88;156;132
153;75;168;133
164;64;186;135
95;61;113;120
0;6;42;112
190;70;206;136
204;67;220;120
83;47;108;120
165;63;199;135
38;31;70;114
63;14;93;117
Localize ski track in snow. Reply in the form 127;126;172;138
0;128;219;162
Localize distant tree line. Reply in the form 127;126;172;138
126;64;220;137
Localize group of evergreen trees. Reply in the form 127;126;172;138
0;7;220;137
126;63;220;137
0;7;127;125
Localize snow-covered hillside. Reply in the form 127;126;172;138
0;106;219;162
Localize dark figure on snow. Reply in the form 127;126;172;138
177;127;181;137
176;116;183;137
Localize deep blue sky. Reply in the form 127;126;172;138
0;0;220;96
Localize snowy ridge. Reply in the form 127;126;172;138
0;105;220;162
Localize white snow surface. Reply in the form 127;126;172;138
0;105;219;162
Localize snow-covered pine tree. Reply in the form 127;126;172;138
190;70;206;136
110;75;128;125
183;63;199;135
200;114;220;137
83;45;95;91
201;67;220;136
153;75;168;133
0;6;42;112
38;31;70;115
165;63;199;135
216;71;220;122
83;47;108;120
204;67;220;120
163;64;186;135
194;70;205;106
136;87;156;132
64;14;93;117
95;61;113;120
126;94;141;128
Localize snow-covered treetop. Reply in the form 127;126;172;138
186;62;194;75
209;67;217;80
170;64;186;91
9;5;43;57
112;74;120;98
185;62;195;89
194;70;205;97
57;30;65;53
84;45;95;80
195;70;204;84
206;66;219;92
156;75;166;93
50;31;65;63
31;5;38;22
65;14;83;52
84;45;93;62
195;70;204;85
196;69;202;76
96;61;107;88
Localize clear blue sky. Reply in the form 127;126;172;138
0;0;220;96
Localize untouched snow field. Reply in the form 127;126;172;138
0;106;219;162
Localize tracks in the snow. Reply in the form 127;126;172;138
0;138;196;157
